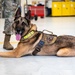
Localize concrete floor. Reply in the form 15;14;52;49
0;17;75;75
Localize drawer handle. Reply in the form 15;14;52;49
66;8;68;9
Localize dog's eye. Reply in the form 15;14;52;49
15;21;19;24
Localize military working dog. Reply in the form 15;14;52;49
0;8;75;58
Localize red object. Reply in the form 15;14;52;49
28;6;44;17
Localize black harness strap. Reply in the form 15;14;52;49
32;40;44;56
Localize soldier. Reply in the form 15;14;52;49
2;0;21;50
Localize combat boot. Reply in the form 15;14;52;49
3;34;14;50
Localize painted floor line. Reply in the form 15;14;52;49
0;42;18;44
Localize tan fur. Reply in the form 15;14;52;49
57;48;75;57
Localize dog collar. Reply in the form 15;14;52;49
24;31;35;39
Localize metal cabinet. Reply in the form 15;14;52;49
62;2;70;16
52;2;75;16
52;2;62;16
70;2;75;15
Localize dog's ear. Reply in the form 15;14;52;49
25;10;31;20
14;6;21;21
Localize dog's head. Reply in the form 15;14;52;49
12;7;32;38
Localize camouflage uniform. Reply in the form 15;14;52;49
2;0;21;35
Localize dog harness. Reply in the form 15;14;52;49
24;31;35;39
20;30;57;56
32;30;57;55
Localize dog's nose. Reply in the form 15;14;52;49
17;28;20;31
16;28;21;33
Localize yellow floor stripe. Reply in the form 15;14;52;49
0;42;19;44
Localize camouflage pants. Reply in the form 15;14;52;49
3;0;21;35
4;18;14;35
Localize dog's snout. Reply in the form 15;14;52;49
17;28;20;31
16;28;21;33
